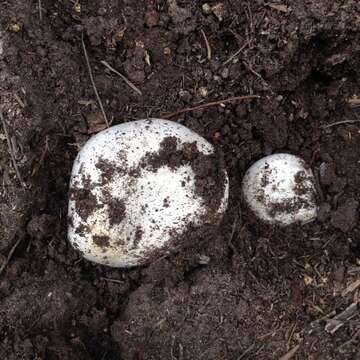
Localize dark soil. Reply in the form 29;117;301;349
141;135;227;218
93;235;111;249
70;186;103;222
107;199;126;227
1;1;360;359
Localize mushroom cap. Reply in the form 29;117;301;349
68;118;229;267
242;153;317;226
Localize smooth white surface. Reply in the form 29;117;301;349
68;119;229;267
242;153;317;226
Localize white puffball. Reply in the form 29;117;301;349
68;118;229;267
242;153;317;226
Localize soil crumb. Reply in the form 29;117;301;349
69;187;104;222
107;199;126;226
93;235;111;249
141;136;227;215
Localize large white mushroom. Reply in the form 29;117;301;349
68;118;229;267
242;153;317;226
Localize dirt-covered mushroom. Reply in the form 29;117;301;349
242;153;317;226
68;118;229;267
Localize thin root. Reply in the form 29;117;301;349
321;119;360;129
38;0;43;21
14;93;25;108
101;60;142;96
100;277;124;284
223;43;248;66
81;33;109;128
238;343;255;360
200;29;212;61
162;95;260;118
342;278;360;297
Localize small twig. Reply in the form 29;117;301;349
257;329;278;340
279;345;300;360
178;343;184;360
325;302;359;334
322;233;337;249
0;237;23;276
342;278;360;297
238;343;255;360
100;277;124;284
337;329;360;351
223;43;248;66
200;29;211;61
229;217;237;244
313;169;324;203
253;344;265;357
162;95;260;118
13;93;25;108
26;238;32;253
348;267;360;275
31;135;50;176
81;33;109;128
101;60;142;96
246;3;254;34
242;59;264;80
0;111;25;187
287;323;297;346
38;0;43;21
309;310;337;330
170;335;176;360
321;120;360;129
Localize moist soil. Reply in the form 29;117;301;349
1;1;360;359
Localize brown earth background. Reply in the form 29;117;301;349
1;0;360;359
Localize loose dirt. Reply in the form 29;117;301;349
1;1;360;359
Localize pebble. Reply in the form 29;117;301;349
221;67;229;79
163;47;171;55
211;3;228;22
213;75;221;82
198;86;208;98
8;23;21;33
202;3;212;15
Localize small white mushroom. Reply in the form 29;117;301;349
68;119;229;267
242;153;317;226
